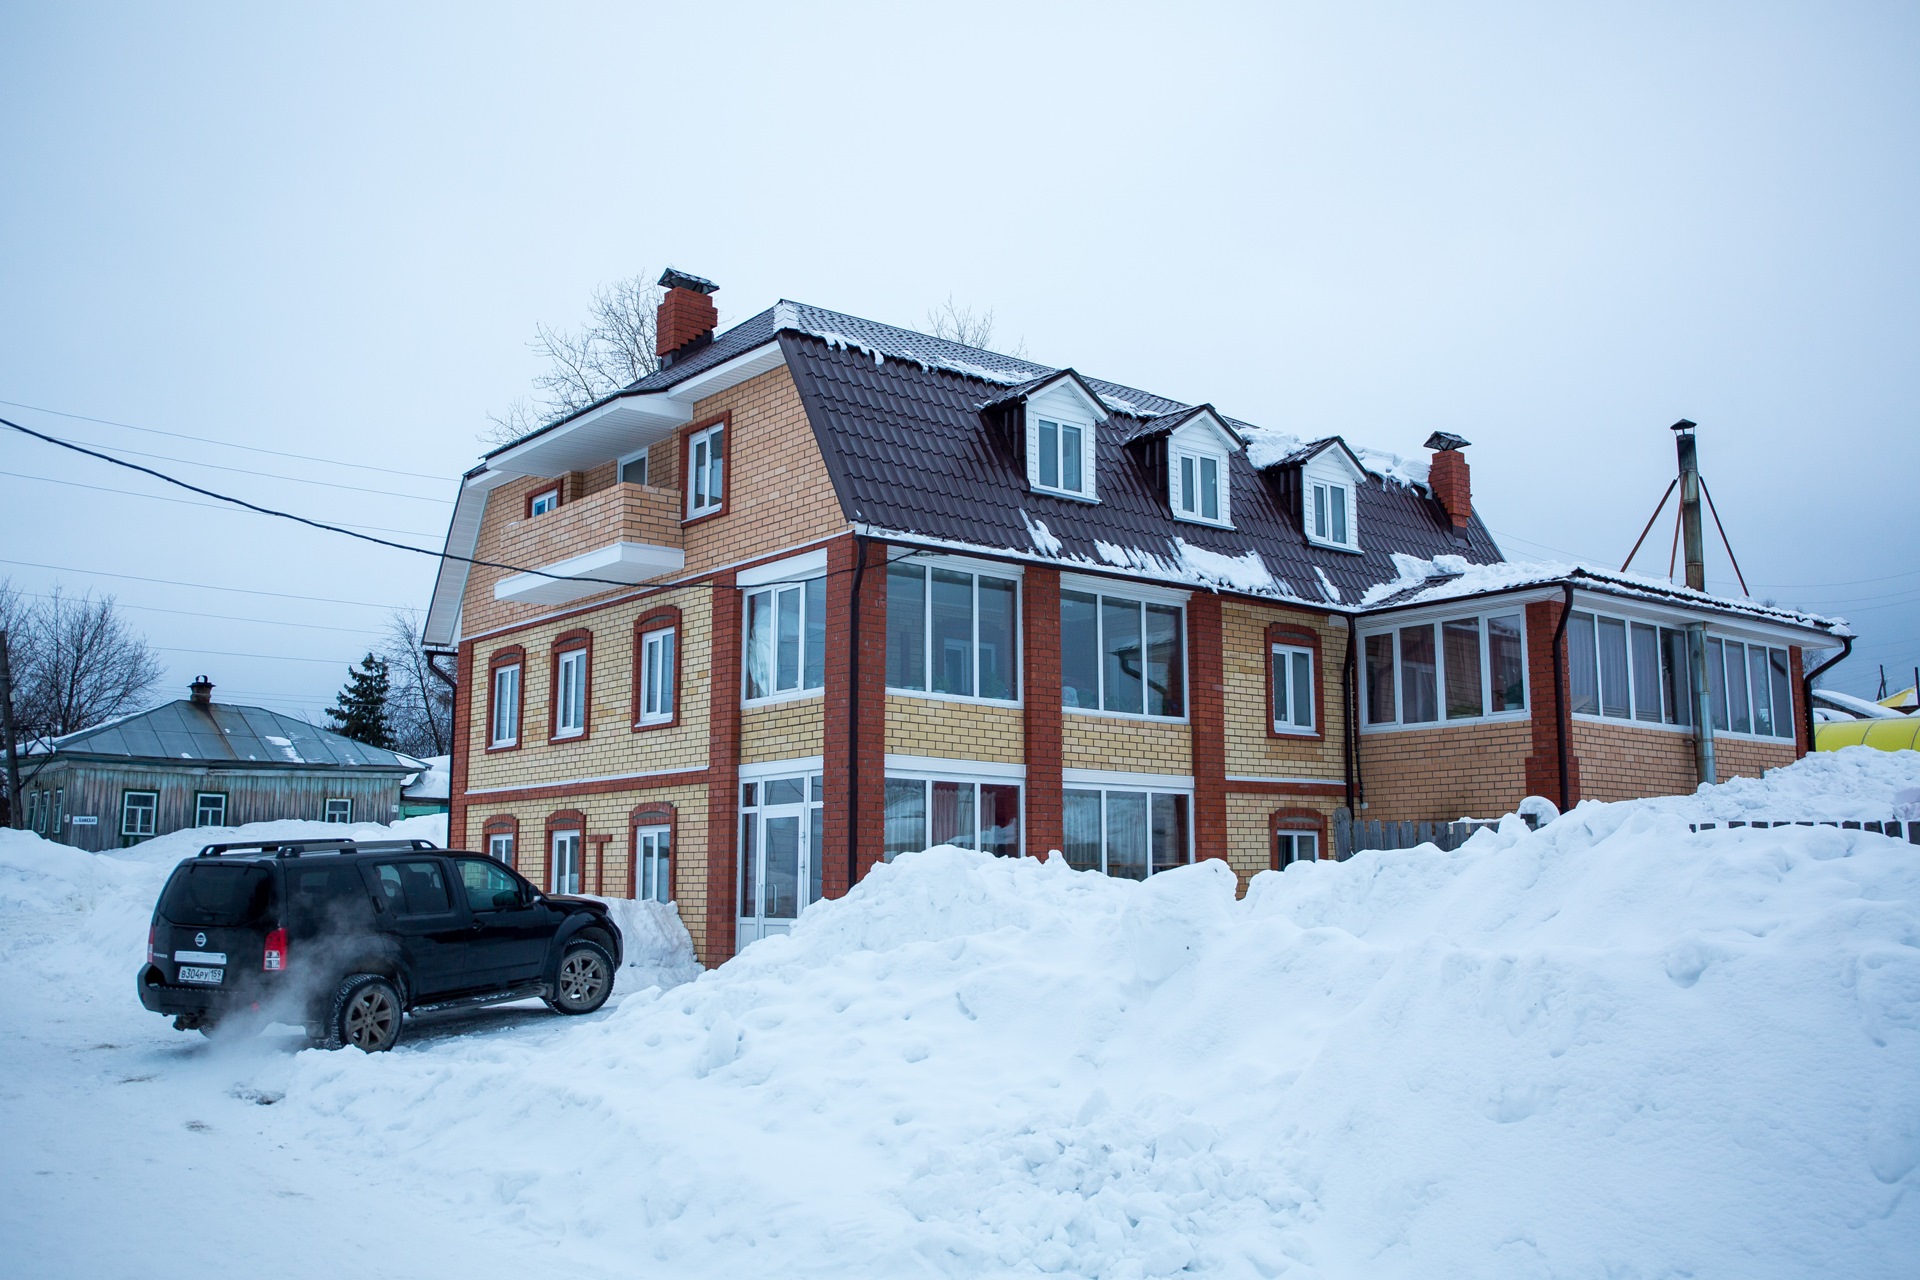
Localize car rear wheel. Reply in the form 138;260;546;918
546;939;614;1015
324;974;404;1052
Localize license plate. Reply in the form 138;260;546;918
177;966;224;985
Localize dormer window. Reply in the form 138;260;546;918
1311;481;1350;546
1172;448;1227;526
1035;418;1086;496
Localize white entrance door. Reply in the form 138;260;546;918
552;830;582;894
737;793;812;950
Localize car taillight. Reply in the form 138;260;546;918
263;927;288;972
148;925;160;965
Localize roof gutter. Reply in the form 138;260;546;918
1801;635;1854;756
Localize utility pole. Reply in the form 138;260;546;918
0;630;22;830
1673;420;1715;786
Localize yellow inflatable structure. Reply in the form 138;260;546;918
1815;716;1920;753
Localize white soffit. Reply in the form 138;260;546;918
493;542;688;606
424;469;520;647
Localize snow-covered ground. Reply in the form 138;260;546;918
4;751;1918;1277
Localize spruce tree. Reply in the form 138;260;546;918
326;652;394;748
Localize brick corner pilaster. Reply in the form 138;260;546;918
1023;567;1064;858
1188;593;1229;862
703;571;743;967
1522;598;1579;808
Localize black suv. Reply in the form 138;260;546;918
137;838;623;1052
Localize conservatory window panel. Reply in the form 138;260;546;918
1769;649;1794;739
1567;612;1599;715
1398;624;1438;723
1442;618;1483;720
1487;613;1526;713
1630;623;1662;722
1597;617;1630;718
1725;640;1751;734
1365;633;1397;724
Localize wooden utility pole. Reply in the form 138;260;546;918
0;629;22;830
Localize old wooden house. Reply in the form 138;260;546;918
19;678;416;851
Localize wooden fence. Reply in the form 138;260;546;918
1689;819;1919;843
1332;807;1532;861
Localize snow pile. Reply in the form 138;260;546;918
5;755;1919;1277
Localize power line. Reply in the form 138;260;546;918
40;433;453;503
156;645;358;667
11;589;389;638
0;469;443;542
0;557;413;610
0;397;455;481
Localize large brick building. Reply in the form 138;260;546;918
425;272;1843;966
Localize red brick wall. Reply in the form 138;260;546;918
1023;567;1064;858
1429;450;1471;528
1791;646;1809;758
1522;597;1579;807
1188;594;1230;863
702;571;742;967
656;288;717;356
823;535;888;896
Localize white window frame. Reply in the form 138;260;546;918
26;788;43;834
884;554;1022;705
882;770;1025;861
121;790;158;838
1060;782;1194;879
1059;577;1189;722
193;791;227;828
744;575;827;703
1565;605;1798;742
1271;643;1316;734
322;797;353;823
490;662;521;747
687;423;725;517
1031;415;1090;498
551;829;582;895
1360;607;1530;732
635;824;672;902
1309;479;1356;550
1275;828;1319;868
555;648;587;738
49;788;62;838
487;832;515;865
618;446;649;487
638;626;676;725
528;486;560;517
1170;446;1231;527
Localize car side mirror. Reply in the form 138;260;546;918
492;889;518;909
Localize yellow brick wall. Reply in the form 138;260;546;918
1358;720;1534;821
464;587;712;794
884;697;1026;764
1062;712;1194;774
1225;791;1341;890
466;783;712;953
741;696;826;764
1221;600;1348;780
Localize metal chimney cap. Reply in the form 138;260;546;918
1670;418;1697;433
1423;431;1471;452
657;268;718;295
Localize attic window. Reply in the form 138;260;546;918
1035;418;1085;495
1171;446;1230;527
1308;480;1355;550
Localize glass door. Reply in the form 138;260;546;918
737;774;822;950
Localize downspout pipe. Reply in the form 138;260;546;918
1688;622;1716;786
1344;612;1360;813
1801;635;1854;756
846;536;869;890
1552;584;1574;810
424;648;459;690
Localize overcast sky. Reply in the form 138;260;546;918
2;1;1915;727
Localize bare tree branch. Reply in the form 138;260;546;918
481;272;665;446
380;608;452;758
13;588;163;739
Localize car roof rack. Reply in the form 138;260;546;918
195;838;443;859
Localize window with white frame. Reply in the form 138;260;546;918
635;824;672;902
1309;480;1354;549
49;788;62;837
528;486;560;517
688;423;724;517
1363;611;1526;727
884;776;1021;860
26;789;43;834
1171;447;1230;526
490;662;520;746
1061;587;1184;717
323;798;353;823
1063;787;1190;880
555;647;587;737
1566;610;1793;738
746;576;826;701
1275;828;1319;869
638;625;676;724
618;446;649;486
551;829;581;894
1033;416;1087;497
1271;643;1315;733
487;831;515;865
885;560;1019;701
121;790;158;839
194;792;227;828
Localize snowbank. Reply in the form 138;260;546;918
3;753;1917;1278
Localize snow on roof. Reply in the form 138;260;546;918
403;755;452;800
1359;553;1851;635
1812;689;1907;720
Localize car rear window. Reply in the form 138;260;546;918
158;863;276;926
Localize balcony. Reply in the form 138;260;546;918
492;482;686;606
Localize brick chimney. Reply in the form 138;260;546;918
655;268;719;366
188;676;214;707
1424;432;1473;528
